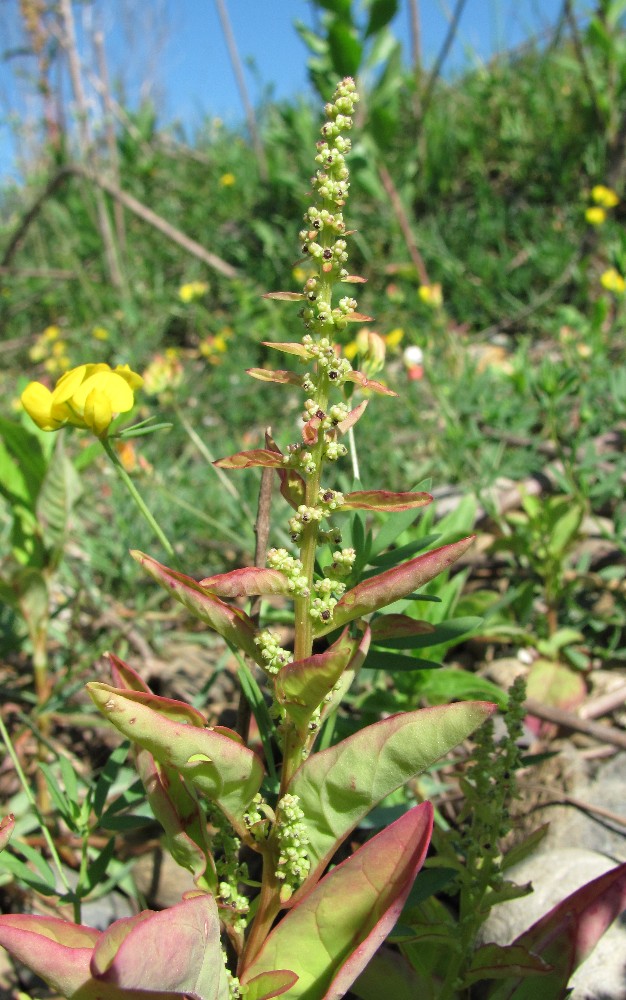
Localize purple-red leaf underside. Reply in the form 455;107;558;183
342;490;433;512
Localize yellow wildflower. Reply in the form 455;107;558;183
385;327;404;349
585;206;606;226
43;325;61;341
179;281;208;304
600;267;626;295
92;326;109;341
591;185;619;208
143;352;184;397
292;266;308;284
418;283;443;307
21;363;142;437
576;343;592;358
219;173;236;187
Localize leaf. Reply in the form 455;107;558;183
199;567;291;599
365;0;399;37
361;649;441;671
213;449;285;470
247;369;303;387
328;20;363;77
288;701;495;894
0;914;99;997
87;683;264;827
313;537;475;637
370;615;435;641
413;668;508;708
36;433;81;559
262;341;312;359
342;490;432;512
244;970;299;1000
371;616;482;650
351;944;423;1000
131;552;262;664
464;943;551;985
487;861;626;999
241;804;433;1000
276;627;368;738
263;292;306;301
0;815;14;852
336;400;368;434
526;658;586;713
344;370;397;396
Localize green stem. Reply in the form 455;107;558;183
101;437;176;561
239;845;282;972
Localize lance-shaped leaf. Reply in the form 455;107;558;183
318;623;371;729
132;551;262;664
344;370;397;396
487;861;626;999
345;311;374;322
340;274;367;283
288;701;495;894
240;803;433;1000
108;653;215;886
262;341;311;359
263;291;306;301
265;430;307;509
247;368;303;387
0;814;14;852
342;490;433;512
214;449;286;470
313;537;475;637
275;627;364;739
199;567;291;599
245;970;299;1000
0;895;228;1000
336;400;367;434
370;614;435;642
87;683;264;827
463;944;551;986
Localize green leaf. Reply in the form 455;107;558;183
87;683;264;828
241;804;433;1000
412;668;508;708
92;741;130;819
0;417;47;503
362;649;442;671
351;945;422;1000
328;20;363;77
464;943;551;986
289;701;495;893
36;434;81;559
365;0;399;37
244;970;299;1000
371;616;482;650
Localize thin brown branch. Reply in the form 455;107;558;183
378;164;429;285
524;696;626;752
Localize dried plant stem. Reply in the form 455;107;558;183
93;27;127;255
378;164;429;286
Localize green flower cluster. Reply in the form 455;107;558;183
275;793;311;903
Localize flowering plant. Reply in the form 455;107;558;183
4;77;624;1000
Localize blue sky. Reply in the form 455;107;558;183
0;0;579;182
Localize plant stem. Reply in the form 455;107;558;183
238;846;282;971
101;437;176;561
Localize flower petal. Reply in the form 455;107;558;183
21;382;64;430
83;387;113;436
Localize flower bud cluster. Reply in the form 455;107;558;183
210;809;249;934
275;793;311;901
267;547;309;596
254;629;291;675
288;503;324;539
329;547;356;576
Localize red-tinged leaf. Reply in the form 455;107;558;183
345;311;374;322
370;614;435;641
340;274;367;283
0;814;14;852
344;370;397;396
302;416;321;445
240;804;433;1000
464;943;551;985
199;567;291;599
336;400;368;434
131;551;262;664
244;970;299;1000
214;449;286;470
91;895;226;999
318;623;371;728
288;701;495;898
262;341;311;359
264;430;306;509
275;627;361;738
486;861;626;999
135;751;213;886
0;915;100;998
87;683;264;827
313;537;475;637
342;490;433;512
109;652;150;693
263;291;306;301
247;369;303;386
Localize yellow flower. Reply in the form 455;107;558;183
43;325;61;341
219;172;236;187
143;353;184;397
21;363;143;437
92;326;109;341
585;206;606;226
600;267;626;295
385;327;404;349
591;185;619;208
292;266;308;284
179;281;208;303
418;283;443;307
